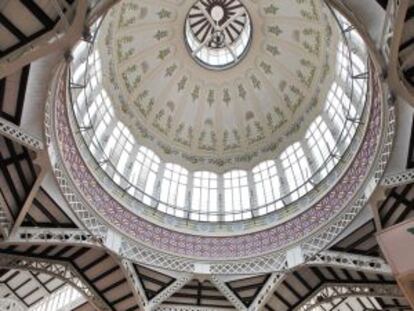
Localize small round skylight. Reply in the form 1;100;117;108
185;0;252;70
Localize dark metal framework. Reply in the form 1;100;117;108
0;0;74;58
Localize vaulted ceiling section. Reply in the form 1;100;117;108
0;0;414;311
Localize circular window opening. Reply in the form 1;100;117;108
185;0;252;70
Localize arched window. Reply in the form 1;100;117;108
305;117;337;179
191;172;218;221
159;164;188;217
326;82;357;145
280;143;312;202
223;170;251;221
127;146;160;204
252;161;283;215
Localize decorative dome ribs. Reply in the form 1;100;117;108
52;0;392;263
68;0;371;225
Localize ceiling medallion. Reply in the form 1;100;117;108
185;0;252;70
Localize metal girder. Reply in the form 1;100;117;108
146;273;193;311
0;118;44;151
0;253;111;311
155;305;236;311
6;227;101;247
305;250;392;275
0;0;120;79
10;166;48;236
0;192;13;238
121;259;148;311
295;283;404;311
247;272;285;311
0;0;87;79
209;275;247;311
381;169;414;187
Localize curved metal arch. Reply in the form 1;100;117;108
325;0;386;74
296;283;404;311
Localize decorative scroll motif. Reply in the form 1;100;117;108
296;283;404;311
305;251;392;275
381;168;414;187
0;118;44;150
0;254;111;311
96;0;338;172
210;275;247;311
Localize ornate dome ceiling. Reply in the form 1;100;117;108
46;0;393;267
97;0;339;172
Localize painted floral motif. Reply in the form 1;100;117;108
95;0;341;172
55;62;387;259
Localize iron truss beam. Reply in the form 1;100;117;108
305;251;392;275
381;168;414;187
295;283;404;311
155;306;236;311
121;259;193;311
121;259;147;310
146;273;193;311
247;272;285;311
6;227;101;247
0;117;44;151
2;230;393;272
0;192;13;238
0;253;111;311
210;275;249;311
10;166;48;236
0;0;120;79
